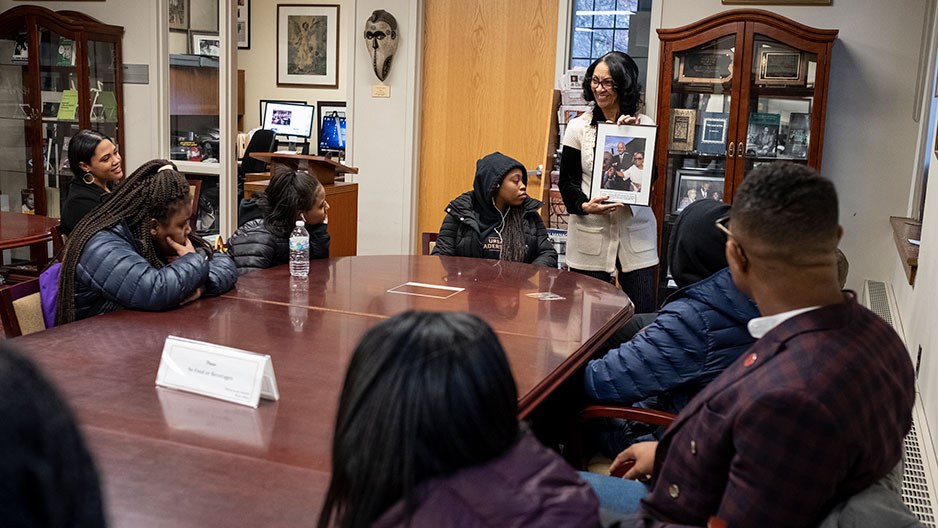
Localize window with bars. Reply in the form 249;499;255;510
569;0;652;96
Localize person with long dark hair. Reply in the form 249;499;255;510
558;51;658;312
318;311;599;527
56;159;237;324
60;129;124;236
227;165;330;275
431;152;557;267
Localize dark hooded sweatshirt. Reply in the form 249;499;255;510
431;152;557;267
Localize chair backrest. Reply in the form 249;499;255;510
422;232;438;255
0;278;43;338
186;178;202;231
241;129;277;175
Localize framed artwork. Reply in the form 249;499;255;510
192;33;220;57
237;0;251;49
277;4;340;88
672;169;724;215
669;109;697;151
590;123;657;206
168;0;189;31
317;101;347;157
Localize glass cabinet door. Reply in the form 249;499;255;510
0;25;36;217
665;34;737;220
87;38;120;152
37;22;81;219
740;34;818;177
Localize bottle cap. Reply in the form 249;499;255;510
296;220;304;226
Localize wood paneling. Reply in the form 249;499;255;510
417;0;558;249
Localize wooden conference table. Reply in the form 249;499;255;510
12;255;632;527
0;211;61;269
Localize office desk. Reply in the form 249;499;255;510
13;256;631;527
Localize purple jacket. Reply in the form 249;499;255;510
640;294;915;527
373;431;600;527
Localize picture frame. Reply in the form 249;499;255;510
671;169;724;215
192;33;220;57
590;123;657;206
669;109;697;151
317;101;347;158
678;49;733;84
237;0;251;49
168;0;189;31
277;4;340;88
757;47;806;85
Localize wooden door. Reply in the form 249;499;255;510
417;0;558;249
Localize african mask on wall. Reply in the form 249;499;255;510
364;10;399;82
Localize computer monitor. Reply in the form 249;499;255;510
262;102;315;139
318;107;346;156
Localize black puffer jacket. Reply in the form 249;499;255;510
227;220;330;275
74;222;237;320
431;153;557;268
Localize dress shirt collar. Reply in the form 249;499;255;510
747;305;821;339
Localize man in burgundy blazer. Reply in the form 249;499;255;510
596;163;916;527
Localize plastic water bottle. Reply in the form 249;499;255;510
289;220;310;277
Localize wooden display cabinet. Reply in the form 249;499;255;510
0;5;124;218
652;10;837;298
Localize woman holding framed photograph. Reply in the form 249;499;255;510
558;51;658;312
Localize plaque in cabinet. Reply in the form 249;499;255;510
697;112;728;155
669;109;696;151
678;50;733;84
757;48;805;85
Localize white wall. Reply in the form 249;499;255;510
658;0;929;293
350;0;420;255
237;0;354;132
0;0;164;171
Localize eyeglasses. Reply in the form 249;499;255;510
633;156;643;160
590;76;617;90
715;215;746;260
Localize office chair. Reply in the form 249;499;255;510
237;129;277;219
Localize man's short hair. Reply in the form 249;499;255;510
731;162;838;253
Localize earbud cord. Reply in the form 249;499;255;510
492;197;509;259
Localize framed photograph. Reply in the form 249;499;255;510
678;49;733;84
590;123;657;206
317;101;347;157
671;169;724;215
192;33;220;57
168;0;189;31
277;4;340;88
746;113;781;157
237;0;251;49
757;47;805;85
559;105;589;125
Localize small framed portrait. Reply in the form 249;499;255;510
671;169;724;215
168;0;189;31
277;4;340;88
590;123;657;206
192;34;220;57
237;0;251;49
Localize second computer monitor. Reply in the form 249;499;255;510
262;102;315;139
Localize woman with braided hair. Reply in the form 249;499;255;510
227;164;330;275
431;152;557;267
56;160;237;324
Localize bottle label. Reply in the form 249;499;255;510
290;237;310;251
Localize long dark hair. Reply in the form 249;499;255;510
582;51;642;119
499;206;526;262
318;311;520;528
67;129;111;178
257;165;322;237
56;159;211;325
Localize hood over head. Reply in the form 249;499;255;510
668;199;730;289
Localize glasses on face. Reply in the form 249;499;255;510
590;76;616;91
715;215;746;259
633;156;643;161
